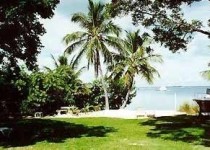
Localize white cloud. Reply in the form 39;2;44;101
38;9;82;69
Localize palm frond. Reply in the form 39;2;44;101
50;54;58;68
63;31;87;45
99;41;113;63
104;36;124;52
102;21;122;36
64;39;86;55
71;13;90;28
71;42;89;69
43;66;52;72
201;70;210;80
139;64;160;84
75;66;86;77
147;54;163;63
69;55;77;68
57;55;68;66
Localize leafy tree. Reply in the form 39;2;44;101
106;78;136;109
108;30;162;108
82;80;105;109
0;0;60;116
63;0;122;110
85;79;136;110
0;66;29;117
21;66;82;115
109;0;209;52
0;0;59;70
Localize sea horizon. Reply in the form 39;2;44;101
126;86;210;111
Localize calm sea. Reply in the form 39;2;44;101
126;86;210;110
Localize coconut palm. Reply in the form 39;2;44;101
44;54;85;77
108;30;163;108
63;0;122;110
51;54;68;68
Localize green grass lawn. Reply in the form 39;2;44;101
0;116;210;150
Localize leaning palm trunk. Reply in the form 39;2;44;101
120;88;131;109
120;79;133;109
98;62;109;110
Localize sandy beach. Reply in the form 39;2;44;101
49;109;186;119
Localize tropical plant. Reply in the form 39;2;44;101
52;54;68;68
0;0;59;70
106;77;136;109
108;30;162;108
179;102;199;115
86;80;104;107
50;54;74;68
22;66;83;115
44;54;85;75
63;0;122;110
0;65;30;117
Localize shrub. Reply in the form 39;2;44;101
179;102;199;115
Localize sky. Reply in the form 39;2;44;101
38;0;210;87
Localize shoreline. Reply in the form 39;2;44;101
46;109;187;119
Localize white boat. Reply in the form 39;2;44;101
159;86;167;91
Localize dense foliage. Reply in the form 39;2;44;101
110;0;210;52
0;0;59;117
20;66;83;115
106;78;136;109
0;0;59;70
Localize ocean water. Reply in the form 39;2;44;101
126;86;210;110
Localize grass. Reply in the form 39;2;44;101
0;116;210;150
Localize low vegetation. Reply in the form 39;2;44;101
179;102;199;115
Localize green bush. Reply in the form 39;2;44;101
179;102;199;115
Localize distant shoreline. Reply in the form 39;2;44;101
137;85;210;88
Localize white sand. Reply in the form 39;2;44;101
50;109;186;119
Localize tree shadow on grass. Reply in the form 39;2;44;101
0;118;116;148
140;116;210;147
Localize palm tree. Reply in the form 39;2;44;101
51;54;68;68
63;0;122;110
109;30;163;109
44;54;85;77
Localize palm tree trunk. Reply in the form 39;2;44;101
120;80;133;109
98;62;109;110
120;88;131;109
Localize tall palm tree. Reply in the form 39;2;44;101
63;0;122;110
109;30;163;109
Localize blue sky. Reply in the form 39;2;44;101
38;0;210;87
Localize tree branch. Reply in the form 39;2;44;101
193;29;210;36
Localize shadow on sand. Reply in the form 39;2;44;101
0;118;116;148
140;115;210;147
